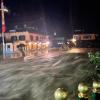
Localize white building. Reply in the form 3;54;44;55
0;31;49;55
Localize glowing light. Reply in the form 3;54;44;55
0;8;8;12
29;42;32;45
39;42;41;45
78;83;88;93
46;41;50;45
93;81;100;88
67;42;69;44
71;38;76;43
57;42;63;45
54;88;68;100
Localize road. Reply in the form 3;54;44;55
67;48;100;53
0;50;95;100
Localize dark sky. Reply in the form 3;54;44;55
0;0;99;35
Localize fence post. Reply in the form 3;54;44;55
92;81;100;100
77;83;89;100
54;88;68;100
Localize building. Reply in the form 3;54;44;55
49;34;70;48
0;31;49;55
73;33;97;41
72;33;100;48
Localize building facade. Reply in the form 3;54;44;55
72;33;100;48
0;31;49;55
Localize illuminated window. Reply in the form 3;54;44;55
83;36;91;39
73;35;81;40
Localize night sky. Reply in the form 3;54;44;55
0;0;99;35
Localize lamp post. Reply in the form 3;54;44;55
0;0;8;60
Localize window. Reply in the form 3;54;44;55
36;36;39;41
73;35;81;40
30;35;33;41
7;45;10;48
17;45;19;48
19;35;25;41
11;36;17;42
83;36;91;39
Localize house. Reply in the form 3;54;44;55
0;31;49;55
72;33;100;48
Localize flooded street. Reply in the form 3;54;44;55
0;51;94;100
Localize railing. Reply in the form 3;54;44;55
54;81;100;100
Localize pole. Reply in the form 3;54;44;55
1;0;6;60
2;27;5;60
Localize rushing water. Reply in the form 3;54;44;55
0;52;95;100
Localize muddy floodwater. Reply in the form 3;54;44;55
0;52;95;100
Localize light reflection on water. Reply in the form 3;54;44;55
0;52;92;100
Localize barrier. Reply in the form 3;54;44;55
92;81;100;100
54;88;68;100
54;81;100;100
77;83;89;100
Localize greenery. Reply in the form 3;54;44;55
88;52;100;66
88;51;100;80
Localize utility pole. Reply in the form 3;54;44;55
0;0;8;60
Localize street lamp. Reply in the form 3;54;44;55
0;8;8;12
0;0;8;60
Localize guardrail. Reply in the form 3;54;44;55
54;81;100;100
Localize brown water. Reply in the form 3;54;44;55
0;52;95;100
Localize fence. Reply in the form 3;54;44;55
54;81;100;100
